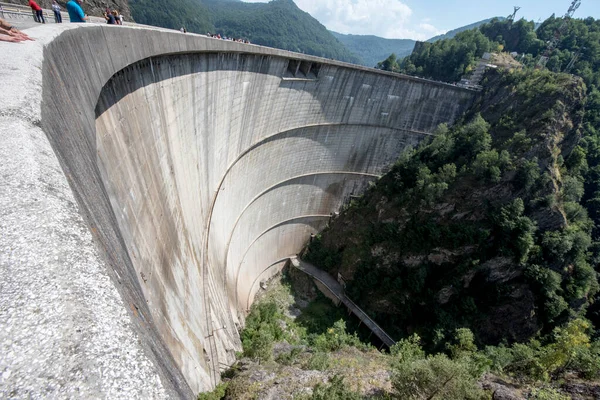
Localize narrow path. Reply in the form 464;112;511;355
290;256;396;348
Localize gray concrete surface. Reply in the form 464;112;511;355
0;25;172;399
0;23;476;398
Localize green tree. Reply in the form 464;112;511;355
377;53;400;72
447;328;477;359
392;354;485;400
390;334;426;364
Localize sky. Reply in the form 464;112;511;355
241;0;600;40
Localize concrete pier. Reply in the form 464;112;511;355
0;24;475;398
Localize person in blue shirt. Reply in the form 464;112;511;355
66;0;87;23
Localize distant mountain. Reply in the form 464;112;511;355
332;17;504;68
129;0;361;63
130;0;501;66
427;17;504;42
331;32;415;68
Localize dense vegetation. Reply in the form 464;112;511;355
307;17;600;356
200;273;600;399
377;28;500;81
129;0;213;33
331;18;501;68
129;0;361;63
378;17;600;90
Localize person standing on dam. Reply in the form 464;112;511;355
28;0;44;23
66;0;87;23
51;0;62;23
104;9;116;24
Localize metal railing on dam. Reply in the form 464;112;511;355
0;23;476;398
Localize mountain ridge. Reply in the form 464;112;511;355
332;17;503;67
129;0;362;63
427;17;504;42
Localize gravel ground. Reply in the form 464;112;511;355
0;25;169;399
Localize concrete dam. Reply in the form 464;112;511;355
0;25;475;398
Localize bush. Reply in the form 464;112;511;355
392;354;486;400
472;150;511;183
539;318;591;375
244;328;274;363
515;157;540;191
303;235;342;273
241;301;282;362
306;351;330;371
311;320;365;352
570;343;600;379
562;175;585;202
491;198;537;262
529;387;570;400
447;328;478;359
197;382;227;400
310;375;362;400
276;347;302;366
483;344;515;373
504;341;548;382
390;334;425;364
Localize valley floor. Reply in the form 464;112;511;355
200;267;600;400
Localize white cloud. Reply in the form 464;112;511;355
419;23;437;33
419;22;445;36
242;0;439;40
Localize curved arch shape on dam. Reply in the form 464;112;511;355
222;171;378;299
38;25;475;397
233;215;332;308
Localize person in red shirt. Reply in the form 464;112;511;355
28;0;45;24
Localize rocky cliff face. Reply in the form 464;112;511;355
304;68;591;348
4;0;131;19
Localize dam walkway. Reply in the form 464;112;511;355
289;256;396;348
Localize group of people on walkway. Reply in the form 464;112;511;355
26;0;123;24
206;32;251;44
28;0;87;23
103;7;123;25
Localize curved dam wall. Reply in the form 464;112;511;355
38;25;475;396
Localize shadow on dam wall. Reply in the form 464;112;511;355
40;26;475;397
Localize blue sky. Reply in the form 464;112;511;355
242;0;600;40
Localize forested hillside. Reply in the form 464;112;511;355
311;15;600;353
129;0;213;33
331;32;415;68
377;28;499;82
426;17;502;42
307;67;593;345
129;0;361;63
330;18;502;68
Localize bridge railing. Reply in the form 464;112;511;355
1;2;63;22
290;256;396;348
341;292;396;346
